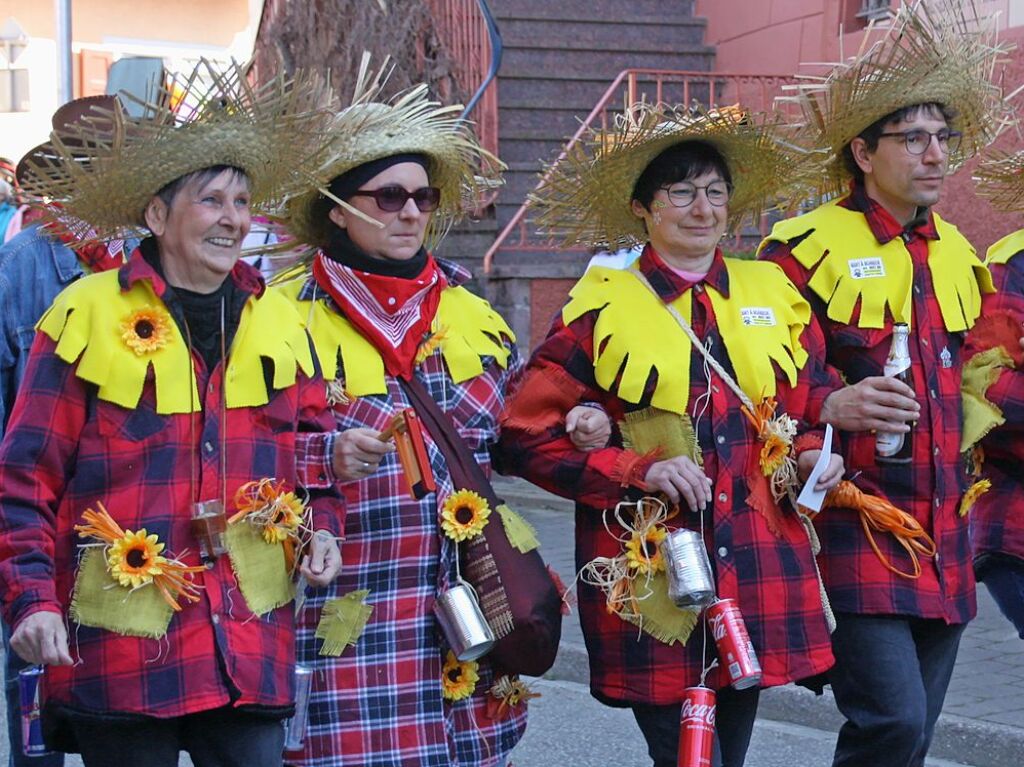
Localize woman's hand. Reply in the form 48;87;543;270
300;530;343;587
331;427;394;481
566;405;612;451
797;450;845;492
644;456;713;512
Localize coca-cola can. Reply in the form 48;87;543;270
706;598;762;690
677;685;716;767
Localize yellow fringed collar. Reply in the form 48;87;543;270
275;276;515;397
36;269;315;414
562;258;811;415
985;229;1024;267
761;198;993;331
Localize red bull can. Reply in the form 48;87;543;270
677;685;716;767
706;598;762;690
18;665;52;757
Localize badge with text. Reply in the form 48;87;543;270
740;307;777;327
848;258;886;279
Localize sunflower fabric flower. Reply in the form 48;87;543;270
440;489;491;542
119;306;172;356
441;650;479;702
488;675;541;719
959;479;992;518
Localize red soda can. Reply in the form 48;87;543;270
706;598;762;690
677;686;716;767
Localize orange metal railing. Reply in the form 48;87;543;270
425;0;499;159
483;68;798;273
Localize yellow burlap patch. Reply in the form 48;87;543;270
496;504;540;554
69;547;173;639
620;572;700;646
960;346;1013;451
315;590;374;657
224;523;294;617
620;407;700;464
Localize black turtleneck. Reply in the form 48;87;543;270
324;226;428;279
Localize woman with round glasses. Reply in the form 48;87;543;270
275;78;608;766
498;105;844;767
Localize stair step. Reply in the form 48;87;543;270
498;76;614;110
501;18;707;49
494;0;696;20
501;47;715;79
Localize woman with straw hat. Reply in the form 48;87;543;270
0;62;342;765
960;149;1024;640
275;64;607;766
497;102;845;767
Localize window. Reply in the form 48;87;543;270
857;0;893;22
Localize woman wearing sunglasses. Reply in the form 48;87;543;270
274;77;608;767
498;105;845;767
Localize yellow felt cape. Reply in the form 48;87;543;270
36;269;315;413
561;260;810;414
276;277;514;396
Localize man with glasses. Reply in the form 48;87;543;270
757;6;1007;767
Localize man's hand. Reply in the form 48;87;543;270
820;376;919;433
331;428;394;481
644;456;713;512
566;405;611;451
797;450;845;492
300;530;342;587
10;611;73;666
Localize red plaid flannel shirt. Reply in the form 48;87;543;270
965;241;1024;566
0;251;343;721
761;184;976;624
498;246;838;704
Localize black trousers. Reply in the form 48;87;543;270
630;686;761;767
67;705;285;767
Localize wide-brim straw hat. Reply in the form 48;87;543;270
19;60;334;241
974;148;1024;212
281;55;502;252
779;0;1012;201
530;102;813;251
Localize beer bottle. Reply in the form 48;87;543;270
876;322;914;464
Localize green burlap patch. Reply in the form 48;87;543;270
620;571;700;646
315;589;374;657
69;547;173;639
496;504;540;554
224;523;294;617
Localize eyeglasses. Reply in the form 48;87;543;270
349;185;441;212
659;180;732;208
877;129;963;156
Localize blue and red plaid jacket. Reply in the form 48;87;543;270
498;246;838;704
761;184;977;625
964;240;1024;568
0;250;342;722
288;258;528;767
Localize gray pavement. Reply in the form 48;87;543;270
496;476;1024;767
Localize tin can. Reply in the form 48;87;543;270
706;598;762;690
18;666;52;757
433;581;495;661
283;664;314;752
660;529;716;609
677;685;716;767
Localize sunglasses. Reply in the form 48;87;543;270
349;185;441;213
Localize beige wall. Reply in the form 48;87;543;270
0;0;261;163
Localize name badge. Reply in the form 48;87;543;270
740;307;777;327
848;258;886;279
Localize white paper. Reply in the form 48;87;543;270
796;424;834;513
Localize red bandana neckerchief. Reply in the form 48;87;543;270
312;251;445;379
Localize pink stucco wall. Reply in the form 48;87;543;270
695;0;1024;254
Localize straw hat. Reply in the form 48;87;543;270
974;149;1024;212
19;60;334;241
529;102;812;251
281;55;502;251
779;0;1012;200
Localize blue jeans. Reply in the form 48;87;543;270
630;686;760;767
978;558;1024;639
2;620;63;767
829;613;964;767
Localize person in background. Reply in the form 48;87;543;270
758;5;1009;765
